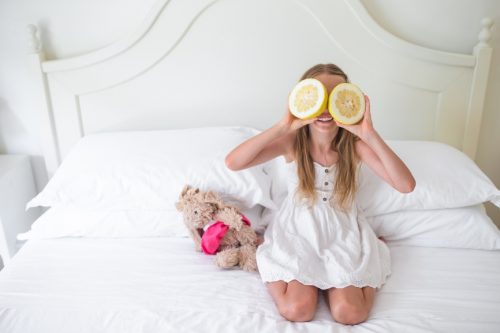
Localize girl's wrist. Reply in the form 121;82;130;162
275;120;292;136
360;128;379;144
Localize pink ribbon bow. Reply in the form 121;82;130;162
201;215;251;255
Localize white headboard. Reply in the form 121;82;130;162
27;0;494;177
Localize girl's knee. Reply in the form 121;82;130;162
278;299;316;322
331;300;369;325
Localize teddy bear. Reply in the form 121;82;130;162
175;185;259;272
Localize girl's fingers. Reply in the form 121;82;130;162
297;118;315;126
364;95;372;122
334;120;346;128
292;118;315;130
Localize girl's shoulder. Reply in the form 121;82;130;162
278;131;296;163
283;154;296;164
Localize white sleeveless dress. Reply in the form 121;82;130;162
256;160;391;290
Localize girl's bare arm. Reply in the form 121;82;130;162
225;108;315;171
356;132;416;193
342;96;416;193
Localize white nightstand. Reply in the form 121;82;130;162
0;155;41;266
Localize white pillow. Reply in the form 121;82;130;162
358;140;500;216
263;140;500;215
19;205;266;240
366;205;500;250
27;127;276;212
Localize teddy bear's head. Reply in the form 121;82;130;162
175;185;223;229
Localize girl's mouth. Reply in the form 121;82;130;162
316;116;333;123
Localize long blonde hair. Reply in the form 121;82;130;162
294;63;360;212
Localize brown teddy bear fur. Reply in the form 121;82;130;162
175;185;259;272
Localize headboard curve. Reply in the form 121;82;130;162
27;0;493;176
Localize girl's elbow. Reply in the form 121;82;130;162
225;155;235;171
399;178;416;193
225;155;240;171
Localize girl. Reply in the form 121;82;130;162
225;64;415;325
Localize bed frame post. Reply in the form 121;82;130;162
463;18;494;160
27;24;60;177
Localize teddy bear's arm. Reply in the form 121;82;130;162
214;207;245;231
235;226;258;246
188;227;203;251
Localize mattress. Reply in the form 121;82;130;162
0;238;499;333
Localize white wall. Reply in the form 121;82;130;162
0;0;499;225
0;0;156;191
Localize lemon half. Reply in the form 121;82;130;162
288;78;328;120
328;83;365;125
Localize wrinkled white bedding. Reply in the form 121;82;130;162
0;238;499;333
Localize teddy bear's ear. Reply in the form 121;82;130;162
203;191;224;209
184;186;200;197
177;185;193;211
180;185;191;198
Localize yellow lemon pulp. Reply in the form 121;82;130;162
328;83;365;125
289;78;328;119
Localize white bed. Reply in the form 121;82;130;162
0;238;499;333
3;0;499;332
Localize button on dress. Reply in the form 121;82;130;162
256;160;391;290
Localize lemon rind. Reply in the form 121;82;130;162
328;83;365;125
289;78;328;120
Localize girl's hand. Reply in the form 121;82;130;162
334;95;376;141
279;105;316;133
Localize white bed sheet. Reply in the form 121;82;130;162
0;238;499;333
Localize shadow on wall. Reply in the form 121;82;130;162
0;98;28;154
30;155;49;192
0;98;49;192
37;18;93;59
37;19;57;59
0;98;7;153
